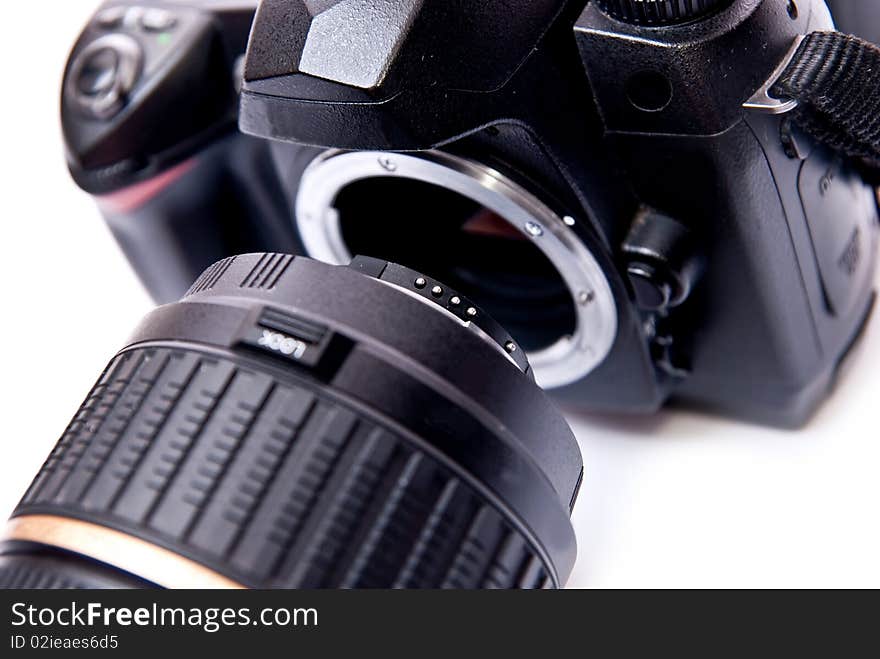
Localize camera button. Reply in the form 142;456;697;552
122;6;145;29
76;48;120;97
68;34;143;120
626;263;673;311
95;6;127;30
140;9;178;32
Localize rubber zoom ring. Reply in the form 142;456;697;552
8;346;554;589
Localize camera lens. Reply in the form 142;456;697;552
0;255;581;589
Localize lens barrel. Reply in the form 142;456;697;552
0;255;582;589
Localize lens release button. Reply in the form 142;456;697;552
626;263;673;311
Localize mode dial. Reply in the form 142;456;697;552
594;0;734;26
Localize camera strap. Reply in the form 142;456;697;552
766;32;880;180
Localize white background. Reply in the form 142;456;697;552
0;1;878;589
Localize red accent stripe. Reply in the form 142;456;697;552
96;158;198;214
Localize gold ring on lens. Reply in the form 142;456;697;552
3;515;246;589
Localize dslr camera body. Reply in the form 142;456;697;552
62;0;880;427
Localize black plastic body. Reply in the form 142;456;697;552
1;256;581;589
95;134;300;303
63;0;254;192
62;0;880;427
62;1;299;302
572;0;878;424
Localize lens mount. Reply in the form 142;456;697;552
295;150;618;390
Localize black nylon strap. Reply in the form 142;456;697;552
772;31;880;179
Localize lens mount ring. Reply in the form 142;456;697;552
295;149;618;389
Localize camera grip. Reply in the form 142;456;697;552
95;134;299;303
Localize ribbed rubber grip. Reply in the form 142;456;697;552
0;560;97;589
8;346;554;589
0;552;151;589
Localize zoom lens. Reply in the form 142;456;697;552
0;255;582;589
